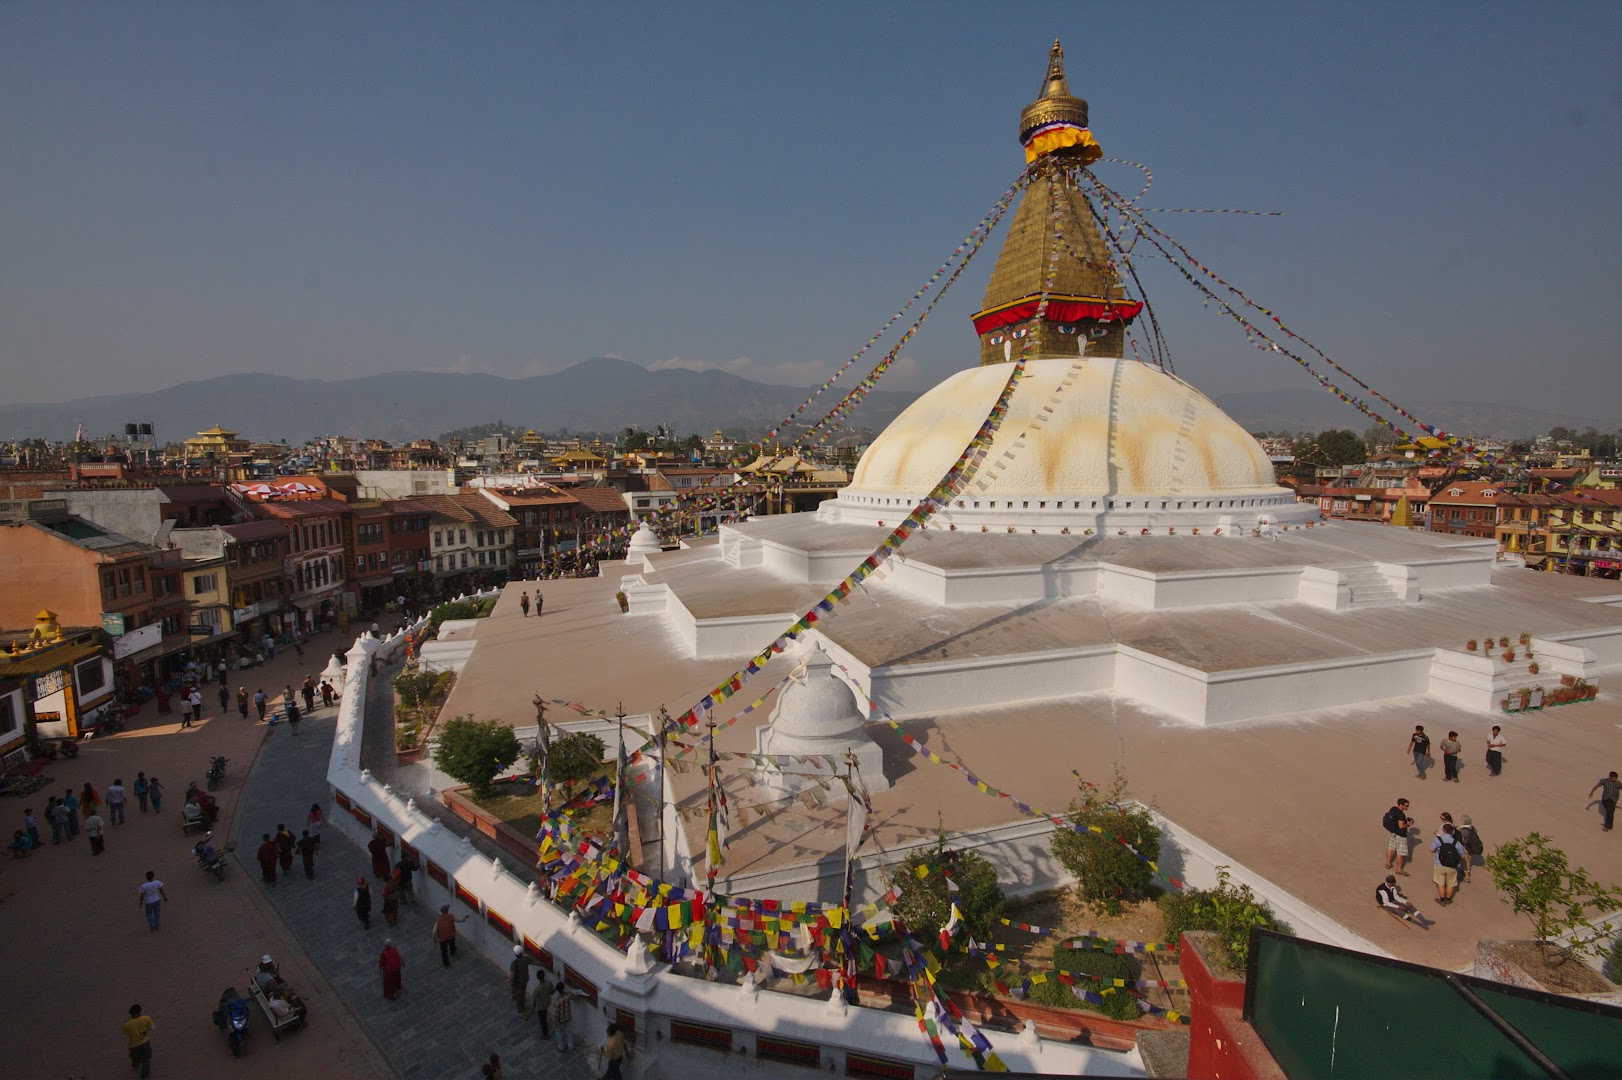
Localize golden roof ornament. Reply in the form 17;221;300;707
1018;39;1101;166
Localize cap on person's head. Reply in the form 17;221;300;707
261;954;273;965
384;938;394;947
514;945;524;956
1385;874;1396;884
1461;814;1473;825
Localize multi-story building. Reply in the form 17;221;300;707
475;487;579;577
45;482;234;538
171;521;293;652
0;610;117;746
347;501;395;612
416;494;516;594
1426;480;1503;539
249;498;349;632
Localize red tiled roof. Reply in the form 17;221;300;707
564;487;631;515
221;520;290;542
250;498;350;519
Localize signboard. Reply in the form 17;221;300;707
102;612;126;636
1594;559;1619;571
233;603;260;623
33;670;67;699
112;622;161;659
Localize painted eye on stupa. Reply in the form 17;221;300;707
988;333;1006;345
1057;323;1078;336
1011;327;1030;340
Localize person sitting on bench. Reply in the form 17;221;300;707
1377;875;1431;927
254;955;307;1017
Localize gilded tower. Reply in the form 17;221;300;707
971;41;1140;366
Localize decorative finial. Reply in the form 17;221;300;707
1018;39;1099;166
1040;39;1070;100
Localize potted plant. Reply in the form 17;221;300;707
1518;631;1532;646
1560;674;1576;687
1528;661;1540;675
1503;649;1516;662
1499;636;1511;648
1467;639;1479;652
1517;687;1533;709
615;590;629;613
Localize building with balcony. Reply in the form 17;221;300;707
248;498;350;631
1426;481;1503;539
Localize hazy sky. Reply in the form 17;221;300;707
3;2;1619;422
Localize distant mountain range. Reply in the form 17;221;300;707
1210;387;1619;441
0;357;919;445
2;358;1612;445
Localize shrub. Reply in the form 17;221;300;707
1604;932;1622;984
1485;832;1622;963
1157;868;1292;969
427;600;480;633
547;731;607;785
1050;770;1162;916
434;715;521;797
891;833;1006;946
1027;945;1139;1020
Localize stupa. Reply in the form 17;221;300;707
753;642;890;799
614;42;1621;728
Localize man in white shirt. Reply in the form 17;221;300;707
137;871;168;931
1486;726;1507;777
1377;875;1431;927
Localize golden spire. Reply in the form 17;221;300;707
1018;39;1100;166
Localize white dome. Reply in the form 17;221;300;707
824;355;1314;532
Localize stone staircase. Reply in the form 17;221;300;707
1342;564;1402;608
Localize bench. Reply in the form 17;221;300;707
246;974;308;1041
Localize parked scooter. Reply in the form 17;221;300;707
211;986;250;1056
192;831;236;881
206;756;228;791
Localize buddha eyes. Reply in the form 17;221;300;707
1057;323;1078;335
1011;327;1030;339
988;333;1006;345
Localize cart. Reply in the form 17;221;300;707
246;972;309;1041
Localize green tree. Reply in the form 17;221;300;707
1484;832;1622;963
891;832;1006;946
1548;425;1575;444
1050;771;1162;916
1297;428;1367;468
1362;423;1394;458
434;716;521;797
546;731;606;785
1158;868;1293;969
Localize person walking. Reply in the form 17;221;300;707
237;686;249;719
217;658;228;686
368;832;392;878
1590;770;1621;831
147;776;164;813
1486;726;1507;776
189;686;205;722
1430;823;1463;906
217;682;229;714
1456;814;1484;884
81;781;100;822
509;945;532;1015
275;824;296;876
156;685;172;715
599;1021;630;1079
297;829;318;879
550;978;575;1052
180;693;194;729
106;778;127;825
123;1004;155;1078
307;802;324;848
256;833;279;886
1382;798;1413;875
286;699;301;735
254;688;268;722
133;772;150;813
531;970;553;1038
63;788;80;837
321;680;335;709
378;939;404;999
85;809;107;855
354;877;373;929
23;807;41;849
433;904;468;965
382;872;401;926
394;852;418;904
1440;731;1462;783
536;592;544;617
137;871;168;930
302;677;316;713
48;798;69;844
1407;725;1431;780
520;591;531;617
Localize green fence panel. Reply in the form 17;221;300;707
1473;984;1622;1080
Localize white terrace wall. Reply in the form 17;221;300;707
324;598;1143;1079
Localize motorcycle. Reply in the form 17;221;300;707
192;831;236;881
211;986;250;1056
206;756;228;791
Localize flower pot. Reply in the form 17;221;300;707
1560;674;1575;687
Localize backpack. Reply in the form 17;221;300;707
1437;837;1461;868
1460;825;1483;856
1381;808;1402;834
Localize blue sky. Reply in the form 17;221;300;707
3;2;1619;422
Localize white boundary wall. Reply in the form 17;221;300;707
324;598;1145;1079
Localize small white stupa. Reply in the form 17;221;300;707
754;643;890;799
625;521;661;565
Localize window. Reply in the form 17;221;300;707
192;573;217;596
0;689;20;743
434;530;443;546
460;553;469;569
356;556;366;572
75;657;108;698
161;614;184;636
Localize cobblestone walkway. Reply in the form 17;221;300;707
232;711;598;1080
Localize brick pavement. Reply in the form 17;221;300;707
231;676;599;1080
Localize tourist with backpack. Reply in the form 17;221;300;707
1430;823;1463;905
1456;814;1484;884
1381;798;1413;875
1407;725;1432;780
